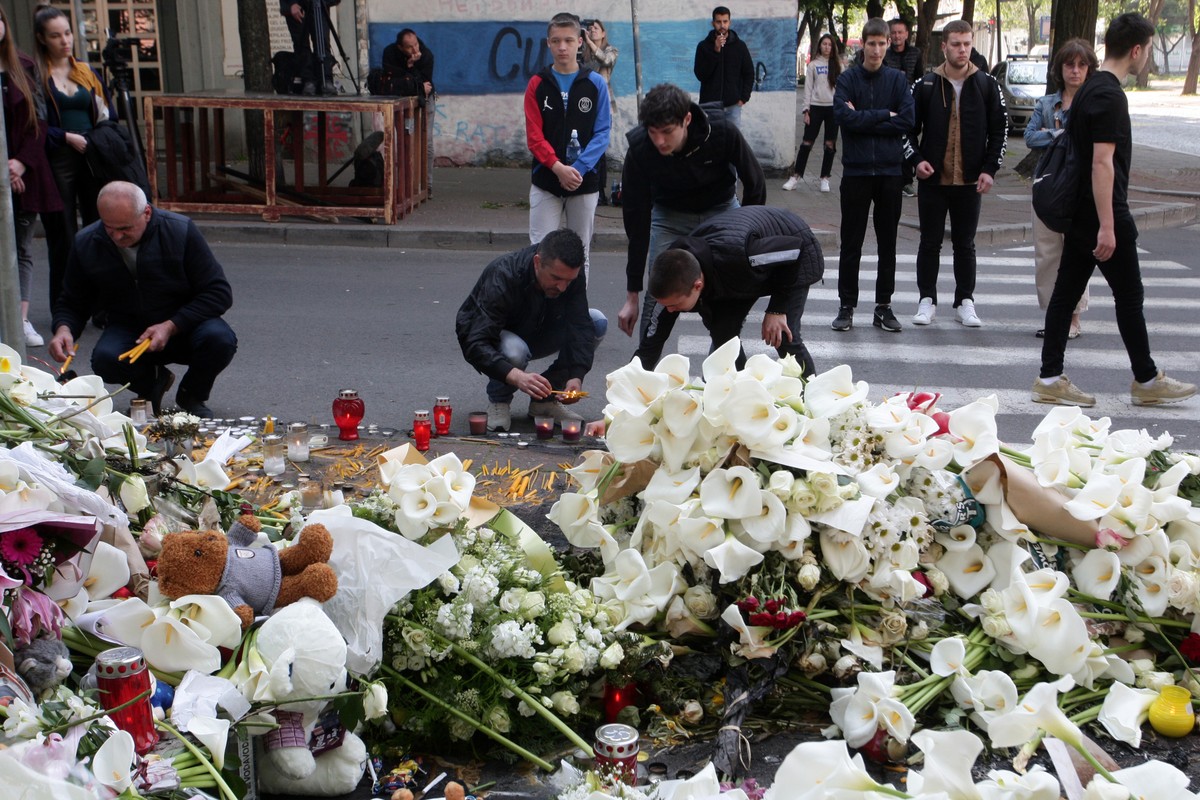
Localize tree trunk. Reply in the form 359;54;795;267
1026;0;1039;53
1183;0;1198;94
1047;0;1098;93
916;0;939;56
962;0;976;24
237;0;272;180
867;0;886;19
1136;0;1166;88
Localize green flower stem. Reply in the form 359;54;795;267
386;616;594;757
380;665;554;771
156;719;238;800
1031;535;1090;552
42;688;151;736
1145;618;1200;696
997;446;1032;466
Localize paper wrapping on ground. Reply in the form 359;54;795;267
0;442;124;526
967;454;1097;547
311;505;459;675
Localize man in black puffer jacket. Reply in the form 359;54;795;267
647;206;822;375
831;18;914;335
905;20;1007;330
49;182;235;418
456;229;606;432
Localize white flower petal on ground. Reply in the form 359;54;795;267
910;729;984;800
804;364;869;419
699;466;762;520
976;767;1062;800
92;728;135;792
703;534;765;583
931;636;969;677
937;543;997;599
1102;758;1200;800
606;410;659;463
187;715;231;770
1097;682;1157;747
605;358;671;417
1073;549;1122;600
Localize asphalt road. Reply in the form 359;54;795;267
28;223;1196;449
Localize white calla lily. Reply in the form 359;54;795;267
651;417;698;472
803;364;868;419
951;670;1018;731
934;524;977;552
769;740;890;800
141;611;224;673
721;378;780;447
1064;473;1125;520
976;767;1062;800
170;594;244;649
818;529;871;583
653;352;692;387
548;493;607;548
937;543;997;599
1026;598;1091;676
856;462;899;499
701;337;741;381
720;603;777;660
605;358;671;416
92;728;136;792
931;636;968;677
659;388;705;437
909;729;985;800
187;715;231;769
703;534;765;583
949;399;1000;467
1097;682;1157;746
1101;757;1199;800
866;395;912;432
605;410;658;463
914;435;955;469
1073;549;1122;600
986;676;1081;749
699;466;762;519
642;466;701;505
564;450;614;493
79;540;131;603
676;516;727;560
395;489;438;538
738;490;787;544
95;597;158;645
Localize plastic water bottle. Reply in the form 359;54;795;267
566;129;581;165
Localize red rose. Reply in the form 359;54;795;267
912;571;933;598
1181;633;1200;664
737;596;761;613
748;612;774;627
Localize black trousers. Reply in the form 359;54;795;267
1040;218;1156;382
45;146;101;309
285;1;334;87
915;183;981;308
792;105;838;179
700;287;816;376
837;175;903;308
93;319;239;402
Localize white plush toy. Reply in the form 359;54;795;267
252;599;367;796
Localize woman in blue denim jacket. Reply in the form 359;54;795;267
1027;39;1097;339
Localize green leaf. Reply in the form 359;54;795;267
77;457;107;490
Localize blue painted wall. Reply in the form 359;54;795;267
370;19;797;97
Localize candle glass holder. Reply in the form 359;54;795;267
332;389;365;441
413;410;432;452
287;422;310;462
130;399;149;426
534;415;554;440
433;396;452;436
95;647;159;755
468;411;488;435
562;418;583;442
263;434;286;476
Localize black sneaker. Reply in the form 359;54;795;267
145;367;175;416
873;305;902;332
175;389;214;419
831;306;854;331
901;184;916;198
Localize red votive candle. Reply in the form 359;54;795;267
433;396;452;436
413;410;431;451
95;647;159;755
561;418;582;442
468;411;487;435
534;415;554;440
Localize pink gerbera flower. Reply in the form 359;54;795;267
0;527;44;566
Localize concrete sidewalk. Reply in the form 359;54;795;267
196;136;1198;253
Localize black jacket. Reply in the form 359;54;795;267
670;206;823;313
854;44;925;81
622;102;766;292
833;64;915;177
53;209;233;337
85;120;152;199
694;29;755;107
524;66;609;196
904;65;1008;183
456;245;596;384
381;37;435;96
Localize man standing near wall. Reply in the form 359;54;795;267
524;13;611;278
906;20;1007;329
693;6;755;129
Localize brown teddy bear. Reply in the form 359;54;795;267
156;514;338;629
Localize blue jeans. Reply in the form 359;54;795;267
634;196;740;366
92;318;238;402
724;104;743;129
486;309;607;403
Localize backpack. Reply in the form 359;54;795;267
272;50;299;95
84;120;152;199
1032;128;1081;234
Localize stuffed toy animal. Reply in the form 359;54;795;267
14;636;72;697
156;514;338;629
252;600;367;796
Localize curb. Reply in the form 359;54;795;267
198;222;843;253
897;200;1196;246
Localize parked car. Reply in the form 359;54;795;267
992;56;1048;132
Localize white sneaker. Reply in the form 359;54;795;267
528;399;582;424
956;299;982;327
819;178;831;193
912;297;935;325
782;175;800;191
487;402;511;432
22;319;44;346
